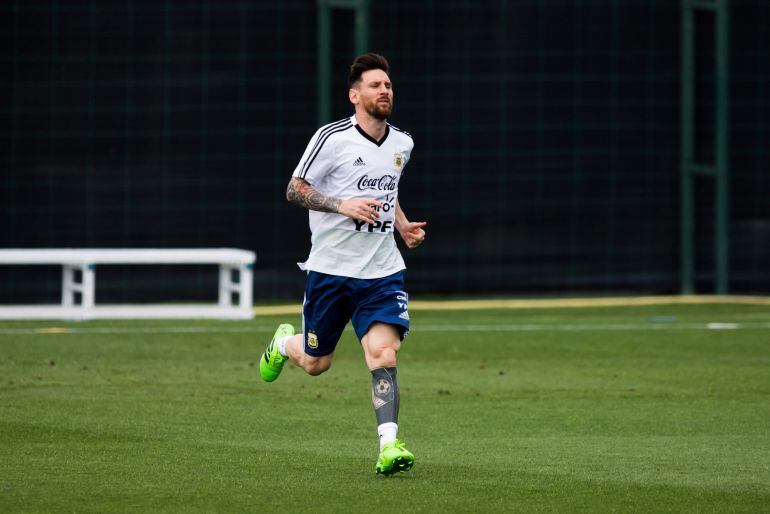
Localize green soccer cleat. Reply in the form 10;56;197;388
259;323;294;382
375;439;415;476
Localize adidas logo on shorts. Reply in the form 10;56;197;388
399;311;410;320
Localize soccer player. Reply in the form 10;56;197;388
259;53;426;476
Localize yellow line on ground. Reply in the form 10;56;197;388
253;295;770;316
409;295;770;310
252;305;303;316
33;327;71;334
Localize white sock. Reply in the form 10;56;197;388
378;422;398;449
276;335;291;357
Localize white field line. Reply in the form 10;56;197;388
1;322;770;336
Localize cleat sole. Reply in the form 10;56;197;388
376;456;414;476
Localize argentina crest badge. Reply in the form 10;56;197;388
393;152;404;172
307;330;319;350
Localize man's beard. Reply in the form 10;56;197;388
366;100;392;120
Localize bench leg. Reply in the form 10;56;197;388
219;265;233;307
61;264;95;311
62;265;76;307
217;264;253;316
239;263;253;313
81;264;95;309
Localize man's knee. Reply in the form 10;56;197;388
299;355;332;376
368;344;398;365
362;323;401;368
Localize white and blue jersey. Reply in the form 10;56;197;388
292;115;414;279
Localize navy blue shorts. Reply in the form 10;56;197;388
301;270;410;357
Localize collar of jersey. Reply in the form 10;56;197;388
353;122;390;147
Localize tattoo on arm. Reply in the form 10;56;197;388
286;177;341;213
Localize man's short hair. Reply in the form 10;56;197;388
348;53;390;88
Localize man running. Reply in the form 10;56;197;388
259;53;426;476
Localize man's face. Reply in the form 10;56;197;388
351;69;393;120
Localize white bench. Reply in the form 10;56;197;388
0;248;256;320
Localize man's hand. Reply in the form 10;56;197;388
338;198;384;225
398;221;427;249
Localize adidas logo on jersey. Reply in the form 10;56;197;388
353;157;366;166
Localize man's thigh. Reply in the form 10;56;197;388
351;270;410;343
303;271;355;356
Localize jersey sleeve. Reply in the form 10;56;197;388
400;137;415;175
291;127;337;185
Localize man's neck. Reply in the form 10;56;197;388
354;112;388;142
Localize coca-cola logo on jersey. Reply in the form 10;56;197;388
357;175;397;191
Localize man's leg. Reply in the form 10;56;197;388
363;323;401;445
362;323;414;475
283;333;333;376
260;271;350;381
260;330;335;380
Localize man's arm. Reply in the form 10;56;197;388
286;176;383;225
394;200;427;249
286;176;340;213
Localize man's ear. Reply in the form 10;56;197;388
349;87;359;105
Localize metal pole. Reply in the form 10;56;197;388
317;0;371;125
714;0;730;294
317;1;332;125
680;0;695;294
354;0;370;55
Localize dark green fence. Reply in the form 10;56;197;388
1;0;768;303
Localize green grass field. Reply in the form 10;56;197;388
2;303;769;512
